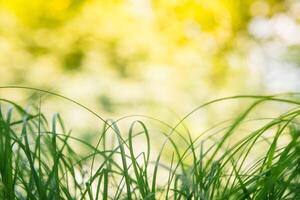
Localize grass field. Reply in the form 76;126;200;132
1;88;300;199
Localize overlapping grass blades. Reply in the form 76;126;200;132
0;87;300;199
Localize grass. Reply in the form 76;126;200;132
1;87;300;199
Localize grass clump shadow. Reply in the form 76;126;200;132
1;87;300;199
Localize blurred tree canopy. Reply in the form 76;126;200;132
0;0;299;119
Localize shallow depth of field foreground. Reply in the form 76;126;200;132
1;88;300;199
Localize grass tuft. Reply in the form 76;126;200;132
1;87;300;199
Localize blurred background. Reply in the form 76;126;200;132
0;0;299;132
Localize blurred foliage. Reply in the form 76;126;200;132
0;0;299;123
0;0;85;27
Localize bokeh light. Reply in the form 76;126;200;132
0;0;299;128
